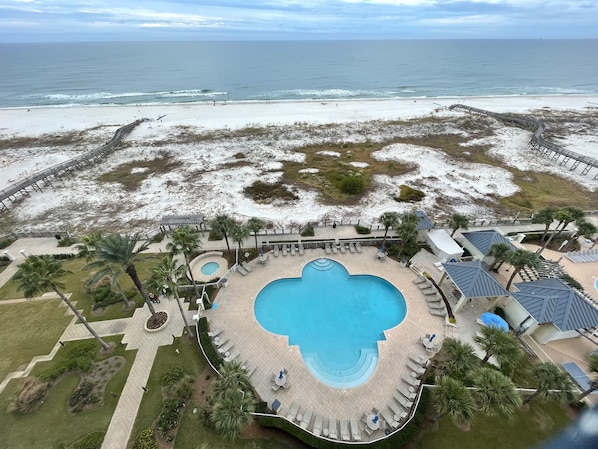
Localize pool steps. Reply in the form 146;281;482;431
311;258;336;271
303;348;378;388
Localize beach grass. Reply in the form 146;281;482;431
0;253;166;322
0;299;73;381
97;154;182;191
0;336;135;449
416;399;571;449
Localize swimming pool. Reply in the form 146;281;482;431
254;258;407;388
201;261;220;276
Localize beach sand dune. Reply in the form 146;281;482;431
0;96;597;234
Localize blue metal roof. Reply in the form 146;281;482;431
441;260;509;298
513;278;598;331
461;230;516;256
405;210;435;231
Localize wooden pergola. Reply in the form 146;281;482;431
159;214;206;234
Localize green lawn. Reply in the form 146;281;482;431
0;336;137;449
0;299;73;381
416;399;572;449
0;254;165;321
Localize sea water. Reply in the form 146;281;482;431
0;39;597;108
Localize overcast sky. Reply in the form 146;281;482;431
1;0;596;42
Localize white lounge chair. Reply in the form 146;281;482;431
325;243;332;254
426;295;442;304
350;419;362;441
218;341;234;354
224;349;240;362
402;374;421;388
237;265;248;276
414;276;427;284
388;400;406;421
428;302;446;310
332;244;338;254
282;245;289;256
381;407;399;429
394;392;414;410
246;364;256;377
397;384;417;401
286;402;299;421
409;354;428;367
214;337;228;348
407;360;426;375
290;245;296;256
355;242;362;253
340;419;350;441
430;308;447;317
328;418;338;439
207;327;222;337
273;245;279;257
339;244;347;254
349;243;356;253
298;244;305;255
312;414;323;436
300;409;313;429
241;261;252;272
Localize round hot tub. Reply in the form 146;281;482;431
201;261;220;276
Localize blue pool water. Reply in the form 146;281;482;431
595;278;598;292
254;258;406;388
201;261;220;276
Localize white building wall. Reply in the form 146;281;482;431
503;298;532;331
532;324;560;344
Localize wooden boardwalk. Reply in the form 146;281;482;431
449;104;598;179
0;119;144;213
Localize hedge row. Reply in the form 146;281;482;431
198;317;223;369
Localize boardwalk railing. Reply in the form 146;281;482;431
0;119;144;213
449;104;598;179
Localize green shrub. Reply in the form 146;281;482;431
0;236;16;249
176;378;193;399
198;317;223;368
69;381;97;412
208;229;223;241
132;428;157;449
560;273;583;290
340;175;364;195
355;224;371;234
160;365;186;388
72;431;105;449
395;184;425;202
300;223;315;237
156;399;185;437
148;232;165;243
91;285;124;310
41;341;97;381
57;236;76;247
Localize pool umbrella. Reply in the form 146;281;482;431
259;248;264;256
429;333;436;342
480;312;509;332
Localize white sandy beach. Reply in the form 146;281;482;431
1;95;597;234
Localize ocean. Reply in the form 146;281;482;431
0;39;597;108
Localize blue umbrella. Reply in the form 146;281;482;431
480;312;509;332
429;333;436;342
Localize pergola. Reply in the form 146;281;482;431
440;260;509;312
159;214;207;234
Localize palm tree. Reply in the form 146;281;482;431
167;226;202;297
397;213;418;258
209;387;256;439
577;353;598;401
523;362;575;405
77;231;134;309
471;367;522;419
15;255;109;350
541;207;584;253
432;376;477;425
448;213;469;237
531;206;559;243
488;242;512;272
147;256;194;337
378;212;399;248
212;360;253;397
86;233;156;317
230;224;250;251
474;326;523;368
211;214;236;253
436;338;478;381
504;248;542;290
246;217;266;251
575;218;597;249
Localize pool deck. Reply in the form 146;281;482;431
204;245;445;426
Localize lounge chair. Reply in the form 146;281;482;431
394;392;414;410
298;244;305;255
349;243;356;253
332;244;338;254
246;364;256;377
418;280;432;289
340;419;350;441
430;308;447;317
408;354;428;367
214;337;228;348
428;302;446;310
282;245;289;256
402;374;421;388
349;419;362;441
339;244;347;254
380;408;399;429
300;409;313;429
407;360;426;375
290;245;296;256
312;414;323;436
421;287;436;295
413;275;427;284
241;261;253;272
286;402;300;421
397;384;417;401
207;326;222;337
224;349;240;362
388;400;406;421
237;265;248;276
360;412;368;424
426;295;442;304
328;418;338;439
272;383;280;391
273;245;279;257
355;242;362;253
325;243;332;254
218;341;234;354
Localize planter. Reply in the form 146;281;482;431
144;311;169;333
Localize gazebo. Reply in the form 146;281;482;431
159;214;207;234
506;278;598;344
440;260;510;313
